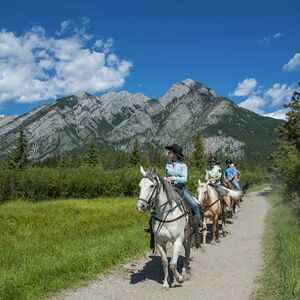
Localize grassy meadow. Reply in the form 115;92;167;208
253;193;300;299
0;198;149;300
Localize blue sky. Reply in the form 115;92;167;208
0;0;299;119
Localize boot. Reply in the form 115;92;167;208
143;226;152;233
194;218;201;249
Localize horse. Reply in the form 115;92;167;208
136;166;194;289
197;180;230;247
221;186;243;214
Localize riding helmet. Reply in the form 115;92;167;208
226;159;232;164
208;156;218;163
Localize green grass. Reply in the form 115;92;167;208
0;198;149;300
253;193;300;299
246;183;269;194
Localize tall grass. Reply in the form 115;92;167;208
253;193;300;299
0;198;149;300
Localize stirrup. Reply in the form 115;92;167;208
143;226;151;233
198;220;206;232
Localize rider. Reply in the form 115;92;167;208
205;156;231;208
164;144;203;227
144;144;203;247
224;159;242;190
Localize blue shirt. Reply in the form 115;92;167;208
165;161;188;186
224;166;237;181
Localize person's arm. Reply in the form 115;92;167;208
205;170;209;181
229;167;237;181
170;163;188;183
208;168;221;183
236;169;241;181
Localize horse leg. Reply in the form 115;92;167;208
169;238;184;284
222;211;228;237
211;215;220;244
202;218;207;250
156;241;169;288
182;233;193;280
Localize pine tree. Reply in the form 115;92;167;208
83;140;100;167
190;131;206;169
269;83;300;203
6;129;31;169
60;153;72;168
129;138;141;166
277;82;300;150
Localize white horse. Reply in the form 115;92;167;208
136;166;194;289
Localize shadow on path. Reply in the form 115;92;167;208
130;254;186;286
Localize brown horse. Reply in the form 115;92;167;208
197;180;231;248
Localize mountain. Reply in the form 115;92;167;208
0;79;282;161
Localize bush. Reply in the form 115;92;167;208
0;166;264;201
0;167;142;201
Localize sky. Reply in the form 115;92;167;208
0;0;299;119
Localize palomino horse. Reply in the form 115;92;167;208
197;180;230;247
136;167;194;289
221;186;243;214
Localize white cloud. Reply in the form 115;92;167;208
56;20;71;36
283;53;300;71
263;108;288;120
234;78;294;119
0;22;132;104
238;95;265;114
259;32;285;44
273;32;285;39
231;78;257;97
265;83;294;107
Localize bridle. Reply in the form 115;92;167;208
138;174;187;224
137;175;160;210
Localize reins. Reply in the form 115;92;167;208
140;174;187;224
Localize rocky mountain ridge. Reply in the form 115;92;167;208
0;79;282;161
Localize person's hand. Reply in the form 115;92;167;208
167;176;173;183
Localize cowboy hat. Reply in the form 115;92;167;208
165;144;184;158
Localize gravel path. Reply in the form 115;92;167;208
52;188;271;300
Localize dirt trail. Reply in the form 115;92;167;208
52;188;271;300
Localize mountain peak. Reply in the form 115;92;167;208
158;78;217;107
75;91;92;99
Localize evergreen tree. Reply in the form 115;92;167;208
83;140;100;167
129;138;141;166
6;129;31;169
190;131;206;169
277;83;300;150
269;83;300;204
60;153;72;168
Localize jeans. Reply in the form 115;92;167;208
180;186;202;221
232;180;242;190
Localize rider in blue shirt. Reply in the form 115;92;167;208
224;159;241;190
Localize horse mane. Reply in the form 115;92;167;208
157;175;182;204
207;184;218;200
144;171;182;204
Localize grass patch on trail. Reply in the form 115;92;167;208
0;198;149;300
253;193;300;300
246;183;269;194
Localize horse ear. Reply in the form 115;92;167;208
151;165;157;175
198;179;201;185
140;166;147;176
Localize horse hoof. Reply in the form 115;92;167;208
162;283;169;290
215;238;221;243
177;275;184;284
210;241;216;246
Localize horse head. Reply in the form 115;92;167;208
197;179;208;203
136;166;160;213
